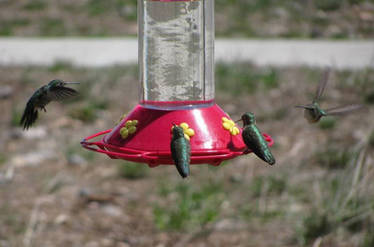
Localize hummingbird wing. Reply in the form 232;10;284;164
325;104;364;116
20;100;39;130
48;86;79;101
313;68;330;103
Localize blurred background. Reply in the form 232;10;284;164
0;0;374;247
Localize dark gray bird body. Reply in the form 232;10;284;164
297;102;327;123
241;113;275;165
170;125;191;178
296;69;363;123
20;79;79;129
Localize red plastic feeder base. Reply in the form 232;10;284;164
81;103;274;167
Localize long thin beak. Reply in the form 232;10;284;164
65;81;80;85
234;119;241;123
295;105;310;109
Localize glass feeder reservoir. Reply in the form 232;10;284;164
81;0;274;167
139;0;214;109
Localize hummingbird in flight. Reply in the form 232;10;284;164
239;113;275;166
20;79;80;130
170;125;191;178
295;69;364;123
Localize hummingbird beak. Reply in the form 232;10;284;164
234;119;241;123
64;81;80;85
295;105;311;109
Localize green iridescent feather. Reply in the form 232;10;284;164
170;126;191;178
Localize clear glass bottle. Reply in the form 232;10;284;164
138;0;214;110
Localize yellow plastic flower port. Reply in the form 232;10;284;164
171;122;195;141
120;119;138;139
222;117;240;136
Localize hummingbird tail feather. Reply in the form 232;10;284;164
175;163;190;178
20;102;38;130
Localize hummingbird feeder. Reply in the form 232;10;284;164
81;0;274;167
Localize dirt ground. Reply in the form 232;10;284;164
0;64;373;247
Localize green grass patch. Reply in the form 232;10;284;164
0;153;6;166
0;24;12;36
117;162;149;179
68;104;97;122
296;211;332;245
240;203;284;222
153;181;224;231
250;175;287;198
65;144;95;162
216;63;279;95
314;0;342;11
86;0;114;16
364;90;374;104
314;147;353;169
0;205;26;235
0;18;31;36
116;0;137;21
40;18;66;36
23;0;47;11
294;144;373;245
11;108;23;127
369;130;374;148
362;228;374;247
48;60;74;72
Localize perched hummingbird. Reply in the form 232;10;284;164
20;79;80;130
170;125;191;178
239;113;275;165
295;69;364;123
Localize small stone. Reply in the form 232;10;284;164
54;214;69;225
214;219;246;231
22;127;47;139
102;205;122;217
67;154;87;166
0;85;13;99
100;238;114;247
85;241;99;247
116;242;130;247
11;150;55;167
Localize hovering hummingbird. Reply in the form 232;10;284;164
295;69;364;123
239;113;275;166
170;125;191;178
20;79;80;130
